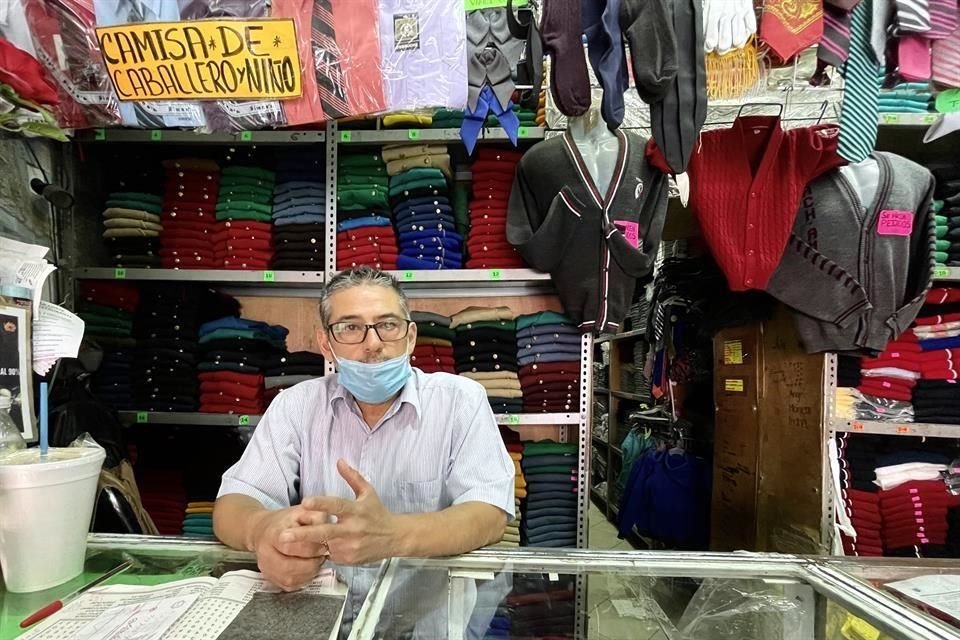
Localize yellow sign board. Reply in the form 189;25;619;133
724;378;745;393
95;19;302;101
722;340;743;365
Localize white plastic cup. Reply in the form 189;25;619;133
0;447;105;592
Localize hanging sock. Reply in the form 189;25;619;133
759;0;825;61
461;85;519;154
838;0;882;163
540;0;592;115
582;0;630;128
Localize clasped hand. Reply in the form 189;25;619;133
278;459;402;567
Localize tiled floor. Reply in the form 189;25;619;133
585;504;669;639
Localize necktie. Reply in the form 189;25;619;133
893;0;931;34
819;3;853;68
838;0;882;163
311;0;350;118
932;26;960;87
460;85;519;154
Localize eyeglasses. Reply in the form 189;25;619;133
327;319;412;344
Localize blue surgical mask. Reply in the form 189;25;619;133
333;351;412;404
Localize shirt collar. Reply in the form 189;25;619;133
330;368;422;426
114;0;165;20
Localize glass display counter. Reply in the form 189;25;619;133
2;535;959;640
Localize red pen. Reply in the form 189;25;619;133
19;560;134;629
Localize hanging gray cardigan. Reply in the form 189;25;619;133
766;152;936;354
506;130;668;332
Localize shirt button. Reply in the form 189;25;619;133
750;193;757;199
748;223;755;230
745;278;754;286
747;250;755;256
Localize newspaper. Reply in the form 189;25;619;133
885;574;960;623
18;570;345;640
32;301;85;375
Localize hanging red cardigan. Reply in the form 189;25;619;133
647;116;845;292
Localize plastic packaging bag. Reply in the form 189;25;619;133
378;0;468;111
854;391;915;422
25;0;121;129
676;578;802;640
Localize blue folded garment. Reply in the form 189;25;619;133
396;219;457;234
515;324;579;340
396;255;462;270
919;336;960;350
518;352;583;366
399;236;463;251
518;334;583;349
275;213;326;226
337;215;393;231
397;228;460;243
273;189;327;204
391;196;451;215
394;203;454;217
273;203;324;218
400;247;464;261
274;180;326;194
199;316;288;338
522;454;577;468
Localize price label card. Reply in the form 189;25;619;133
114;268;127;279
489;269;502;280
238;415;250;426
95;128;106;141
934;266;951;279
150;129;162;141
923;114;938;124
507;414;519;425
408;129;421;140
723;340;744;365
724;378;744;393
518;126;529;138
881;114;900;124
240;131;252;141
262;270;276;282
340;131;352;142
852;422;864;431
136;412;149;423
896;425;911;434
403;271;415;281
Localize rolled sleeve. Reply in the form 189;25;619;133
217;387;305;510
444;383;516;520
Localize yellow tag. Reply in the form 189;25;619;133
842;616;880;640
723;340;743;365
95;19;302;101
724;378;744;393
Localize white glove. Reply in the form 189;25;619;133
731;0;757;50
704;0;757;54
703;0;721;53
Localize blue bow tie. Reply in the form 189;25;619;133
460;85;520;155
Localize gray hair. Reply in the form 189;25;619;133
319;266;410;327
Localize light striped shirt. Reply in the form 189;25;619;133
218;368;515;518
219;369;515;637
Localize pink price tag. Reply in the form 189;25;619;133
614;220;640;248
877;210;914;236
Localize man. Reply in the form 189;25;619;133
213;266;515;596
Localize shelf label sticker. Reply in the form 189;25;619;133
722;340;743;365
464;0;527;9
340;131;352;142
507;414;519;425
150;130;162;141
934;266;951;279
114;268;127;279
403;271;415;281
238;415;250;426
95;128;106;141
262;270;276;282
923;114;939;124
95;19;302;101
881;113;900;124
724;378;744;393
548;572;559;581
408;129;420;140
851;422;864;431
240;131;252;141
896;425;911;434
518;126;529;138
489;269;502;280
136;411;148;423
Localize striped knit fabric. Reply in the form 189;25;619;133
928;0;960;38
894;0;932;34
312;0;350;119
819;3;853;67
839;0;882;163
932;26;960;86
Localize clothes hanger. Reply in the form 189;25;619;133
734;101;785;121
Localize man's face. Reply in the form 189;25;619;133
318;285;416;364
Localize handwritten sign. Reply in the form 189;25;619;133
936;89;960;114
95;19;301;101
613;220;640;248
877;210;914;236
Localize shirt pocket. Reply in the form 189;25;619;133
509;187;586;271
399;478;444;513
